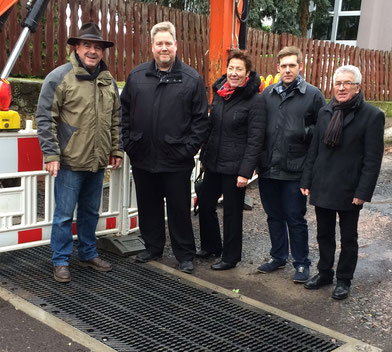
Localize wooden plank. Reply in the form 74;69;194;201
175;9;183;61
108;0;117;76
260;31;268;76
117;0;125;81
339;44;345;68
182;11;189;66
125;0;134;75
370;50;376;100
305;39;313;83
354;47;360;67
311;40;319;86
325;41;335;99
140;2;149;63
384;52;390;101
68;0;79;39
194;14;203;75
359;49;366;99
272;33;279;75
90;0;100;24
281;32;287;47
101;0;109;62
45;0;55;74
57;0;67;66
81;0;92;23
364;49;371;100
267;32;275;76
155;3;163;23
254;30;262;75
375;50;380;101
133;2;141;67
31;21;43;76
202;15;209;86
315;40;324;90
319;40;326;93
188;12;196;69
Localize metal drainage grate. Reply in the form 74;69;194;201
0;246;342;352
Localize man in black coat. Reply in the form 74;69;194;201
120;21;209;274
257;46;326;283
300;65;385;299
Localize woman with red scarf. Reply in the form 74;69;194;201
197;50;265;270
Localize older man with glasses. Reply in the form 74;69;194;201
300;65;385;299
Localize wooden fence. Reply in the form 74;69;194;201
0;0;391;100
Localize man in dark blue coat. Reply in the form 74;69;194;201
257;46;326;283
300;65;384;299
120;21;209;274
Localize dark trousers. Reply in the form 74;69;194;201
258;178;310;268
198;171;246;264
132;167;195;262
315;206;360;281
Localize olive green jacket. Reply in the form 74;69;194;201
36;52;122;172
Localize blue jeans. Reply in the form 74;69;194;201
258;178;311;268
51;168;104;266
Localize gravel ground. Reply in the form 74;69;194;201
161;147;392;351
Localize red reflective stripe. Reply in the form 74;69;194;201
130;216;137;229
18;228;42;244
18;137;43;172
106;217;116;229
72;223;77;235
194;197;197;207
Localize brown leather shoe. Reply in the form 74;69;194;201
53;265;71;283
79;257;112;272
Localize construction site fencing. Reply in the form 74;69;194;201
0;0;390;101
0;124;202;253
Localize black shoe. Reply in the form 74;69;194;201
135;250;162;263
304;273;333;290
332;280;350;300
195;249;220;258
211;261;236;271
179;261;194;274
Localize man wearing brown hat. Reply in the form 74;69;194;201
35;23;123;283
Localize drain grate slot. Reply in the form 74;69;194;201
0;246;342;351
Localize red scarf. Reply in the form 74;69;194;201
217;77;249;100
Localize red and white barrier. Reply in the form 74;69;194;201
0;123;200;252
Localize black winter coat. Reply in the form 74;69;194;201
120;57;209;172
258;79;326;181
201;71;265;179
300;98;385;211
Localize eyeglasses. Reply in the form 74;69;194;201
334;81;359;88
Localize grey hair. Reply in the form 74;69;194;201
333;65;362;84
150;21;176;42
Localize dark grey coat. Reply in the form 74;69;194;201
300;97;385;211
258;79;326;181
201;71;265;179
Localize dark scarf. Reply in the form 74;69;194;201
274;74;302;98
217;76;250;100
322;90;363;148
75;53;107;81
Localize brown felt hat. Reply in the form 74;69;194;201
67;22;114;48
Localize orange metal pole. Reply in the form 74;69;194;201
209;0;242;102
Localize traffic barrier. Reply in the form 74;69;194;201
0;123;201;253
